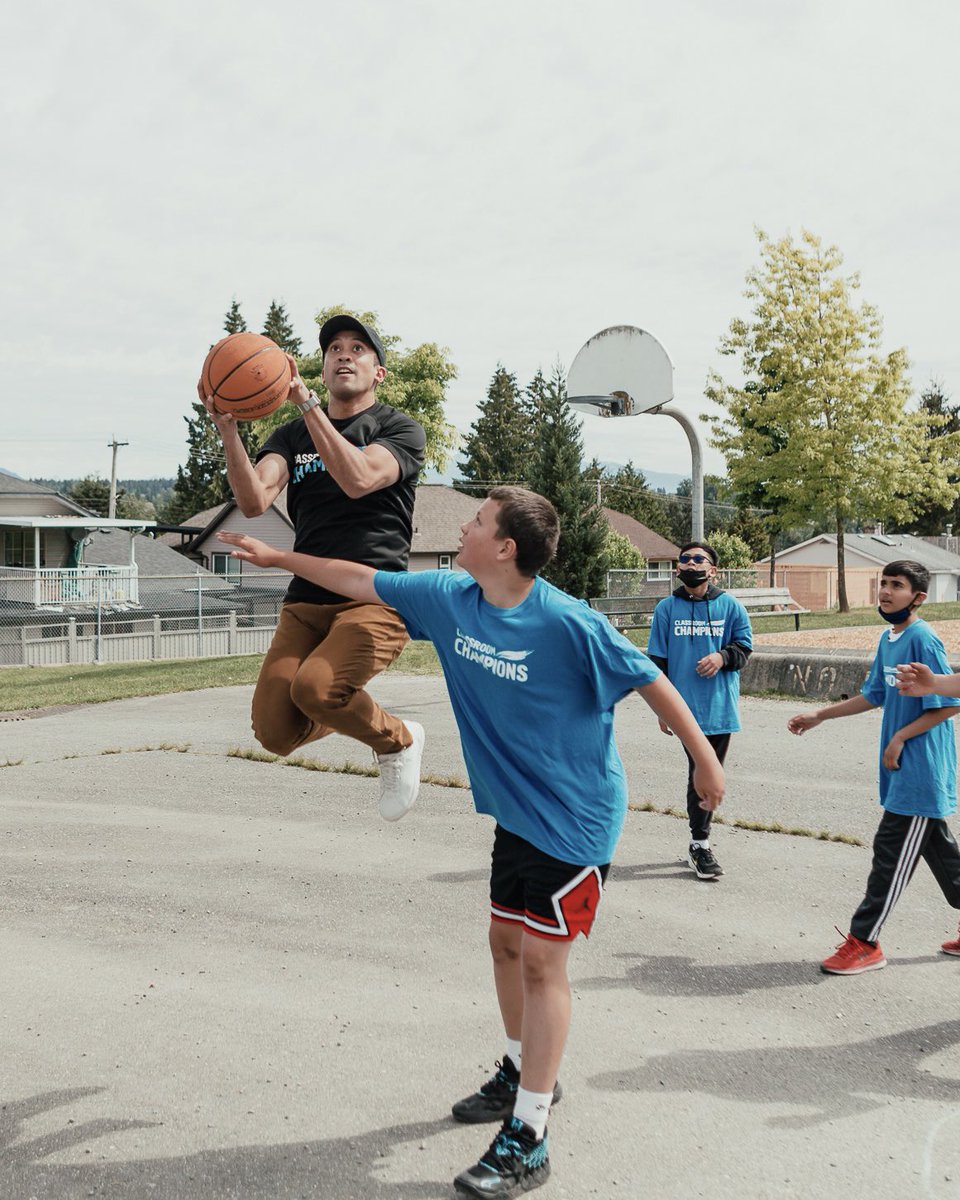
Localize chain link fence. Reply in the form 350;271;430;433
0;570;290;667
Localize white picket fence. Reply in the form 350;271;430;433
0;570;288;667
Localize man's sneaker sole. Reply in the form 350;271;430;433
452;1081;563;1125
686;853;723;880
941;943;960;957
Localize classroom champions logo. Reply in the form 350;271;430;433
454;630;532;682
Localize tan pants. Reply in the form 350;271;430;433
251;601;411;757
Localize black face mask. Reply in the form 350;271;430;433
678;568;709;588
878;602;916;625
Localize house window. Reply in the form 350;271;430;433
211;553;241;576
438;554;453;570
646;560;672;582
2;529;37;568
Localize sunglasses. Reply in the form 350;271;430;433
678;554;712;565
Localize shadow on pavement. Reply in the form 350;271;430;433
1;1090;458;1200
578;951;944;997
589;1019;960;1128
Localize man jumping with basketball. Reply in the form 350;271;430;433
199;314;427;821
218;486;725;1197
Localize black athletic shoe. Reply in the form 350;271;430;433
454;1117;550;1197
688;843;724;880
451;1056;562;1124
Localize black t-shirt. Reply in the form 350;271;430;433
257;402;426;604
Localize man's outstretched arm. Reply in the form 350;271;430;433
218;532;383;605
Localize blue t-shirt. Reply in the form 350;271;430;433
860;619;958;818
373;570;661;864
646;590;752;734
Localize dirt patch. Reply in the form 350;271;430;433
753;620;960;654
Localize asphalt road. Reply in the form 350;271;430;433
2;677;960;1199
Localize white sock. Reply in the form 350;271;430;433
513;1086;551;1139
505;1038;522;1069
690;839;710;850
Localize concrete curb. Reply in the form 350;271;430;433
743;644;960;701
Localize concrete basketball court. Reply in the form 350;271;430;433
2;675;960;1199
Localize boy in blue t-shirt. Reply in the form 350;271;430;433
219;487;725;1198
788;560;960;976
646;541;753;880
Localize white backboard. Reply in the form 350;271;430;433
566;325;674;417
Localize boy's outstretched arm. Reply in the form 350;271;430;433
636;675;725;810
787;694;875;735
217;532;382;604
896;662;960;698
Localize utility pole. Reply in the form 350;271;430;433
107;438;129;518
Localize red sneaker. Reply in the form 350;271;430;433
821;930;886;975
941;925;960;957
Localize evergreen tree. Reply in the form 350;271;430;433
457;365;530;496
594;460;671;535
262;299;302;355
224;299;247;334
68;475;114;516
526;366;607;598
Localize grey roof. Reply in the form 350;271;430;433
86;529;224;577
602;508;680;559
775;532;960;573
411;485;479;552
0;471;94;515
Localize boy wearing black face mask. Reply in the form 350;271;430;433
647;542;753;880
788;560;960;975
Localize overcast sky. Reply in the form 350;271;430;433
3;0;958;486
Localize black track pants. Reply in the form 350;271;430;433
850;811;960;945
683;733;731;843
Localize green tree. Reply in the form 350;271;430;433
262;299;301;355
706;229;960;611
526;366;607;598
725;506;770;561
708;530;755;570
457;365;530;495
893;379;960;536
224;299;247;334
602;528;646;571
585;460;670;536
68;475;113;516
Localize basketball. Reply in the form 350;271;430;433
201;332;292;420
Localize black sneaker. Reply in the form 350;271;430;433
454;1117;550;1197
451;1056;562;1124
688;843;723;880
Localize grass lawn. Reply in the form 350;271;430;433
4;602;958;712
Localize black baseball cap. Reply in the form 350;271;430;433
318;315;386;366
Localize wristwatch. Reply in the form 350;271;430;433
296;390;321;415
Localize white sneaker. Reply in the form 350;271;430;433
376;721;424;821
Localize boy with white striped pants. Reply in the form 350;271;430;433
787;560;960;975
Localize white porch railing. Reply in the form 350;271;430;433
0;565;139;607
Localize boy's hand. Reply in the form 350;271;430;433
692;759;725;811
882;735;904;770
695;652;724;678
658;719;673;737
787;712;821;735
216;530;281;568
896;662;935;696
